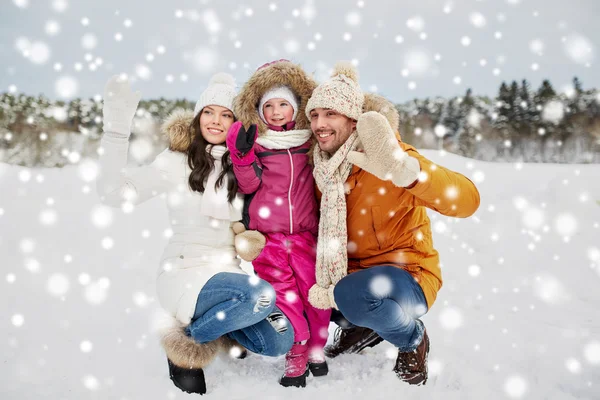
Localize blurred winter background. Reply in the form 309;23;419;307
1;1;600;399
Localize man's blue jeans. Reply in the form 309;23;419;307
333;265;428;352
187;272;294;357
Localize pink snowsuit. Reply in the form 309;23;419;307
232;137;331;349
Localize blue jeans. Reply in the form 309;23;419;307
333;265;428;352
187;272;294;357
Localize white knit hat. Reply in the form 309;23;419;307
194;73;237;116
258;85;299;124
305;61;364;120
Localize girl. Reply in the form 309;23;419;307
226;60;331;388
97;73;294;395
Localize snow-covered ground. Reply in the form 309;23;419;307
1;151;600;400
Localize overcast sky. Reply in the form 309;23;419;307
1;0;598;104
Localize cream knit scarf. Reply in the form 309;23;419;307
309;132;360;310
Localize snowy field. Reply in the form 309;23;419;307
1;150;600;400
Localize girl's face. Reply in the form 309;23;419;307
198;105;234;145
262;98;294;126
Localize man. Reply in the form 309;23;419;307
305;62;480;385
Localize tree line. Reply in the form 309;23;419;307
1;78;599;167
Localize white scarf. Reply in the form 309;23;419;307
255;129;312;150
309;132;360;310
200;145;243;221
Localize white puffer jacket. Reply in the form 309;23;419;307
97;110;246;324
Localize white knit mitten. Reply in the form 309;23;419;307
347;111;420;188
102;75;142;139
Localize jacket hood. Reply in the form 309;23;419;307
233;60;317;136
161;109;195;153
362;92;399;132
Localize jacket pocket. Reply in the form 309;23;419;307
371;206;384;250
160;243;186;262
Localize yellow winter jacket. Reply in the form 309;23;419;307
343;138;480;309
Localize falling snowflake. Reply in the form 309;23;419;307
504;375;527;398
522;207;545;230
404;49;431;76
80;340;93;353
588;247;600;263
345;11;362;26
584;341;600;365
19;238;35;254
101;237;114;250
563;34;594;65
369;275;393;297
565;358;582;374
191;47;218;73
40;209;58;225
434;124;447;138
542;101;565;124
81;33;97;50
258;206;271;219
284;39;300;54
78;273;91;285
468;265;481;277
132;292;150;307
285;291;298;303
91;205;114;228
47;273;70;297
84;279;110;305
11;314;25;327
135;64;152;80
529;39;544;55
439;307;463;330
82;375;100;391
77;160;99;182
469;12;486;28
533;274;567;304
554;213;577;236
55;76;79;99
24;258;41;273
406;16;425;32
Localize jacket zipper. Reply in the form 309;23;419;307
287;149;294;234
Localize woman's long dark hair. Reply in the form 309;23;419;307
187;111;238;203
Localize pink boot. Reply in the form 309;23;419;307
279;343;309;388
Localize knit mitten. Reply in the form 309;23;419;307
232;222;266;262
102;75;142;140
226;121;258;166
347;111;420;188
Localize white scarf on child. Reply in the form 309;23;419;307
255;129;312;150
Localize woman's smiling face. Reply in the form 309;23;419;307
198;105;234;145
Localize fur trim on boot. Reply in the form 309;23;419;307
159;319;221;369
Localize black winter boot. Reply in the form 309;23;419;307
167;358;207;395
324;326;384;358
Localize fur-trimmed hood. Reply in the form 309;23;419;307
233;60;317;135
161;108;195;153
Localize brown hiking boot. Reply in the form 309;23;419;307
393;328;430;386
324;326;384;358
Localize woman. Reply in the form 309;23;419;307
97;73;294;395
